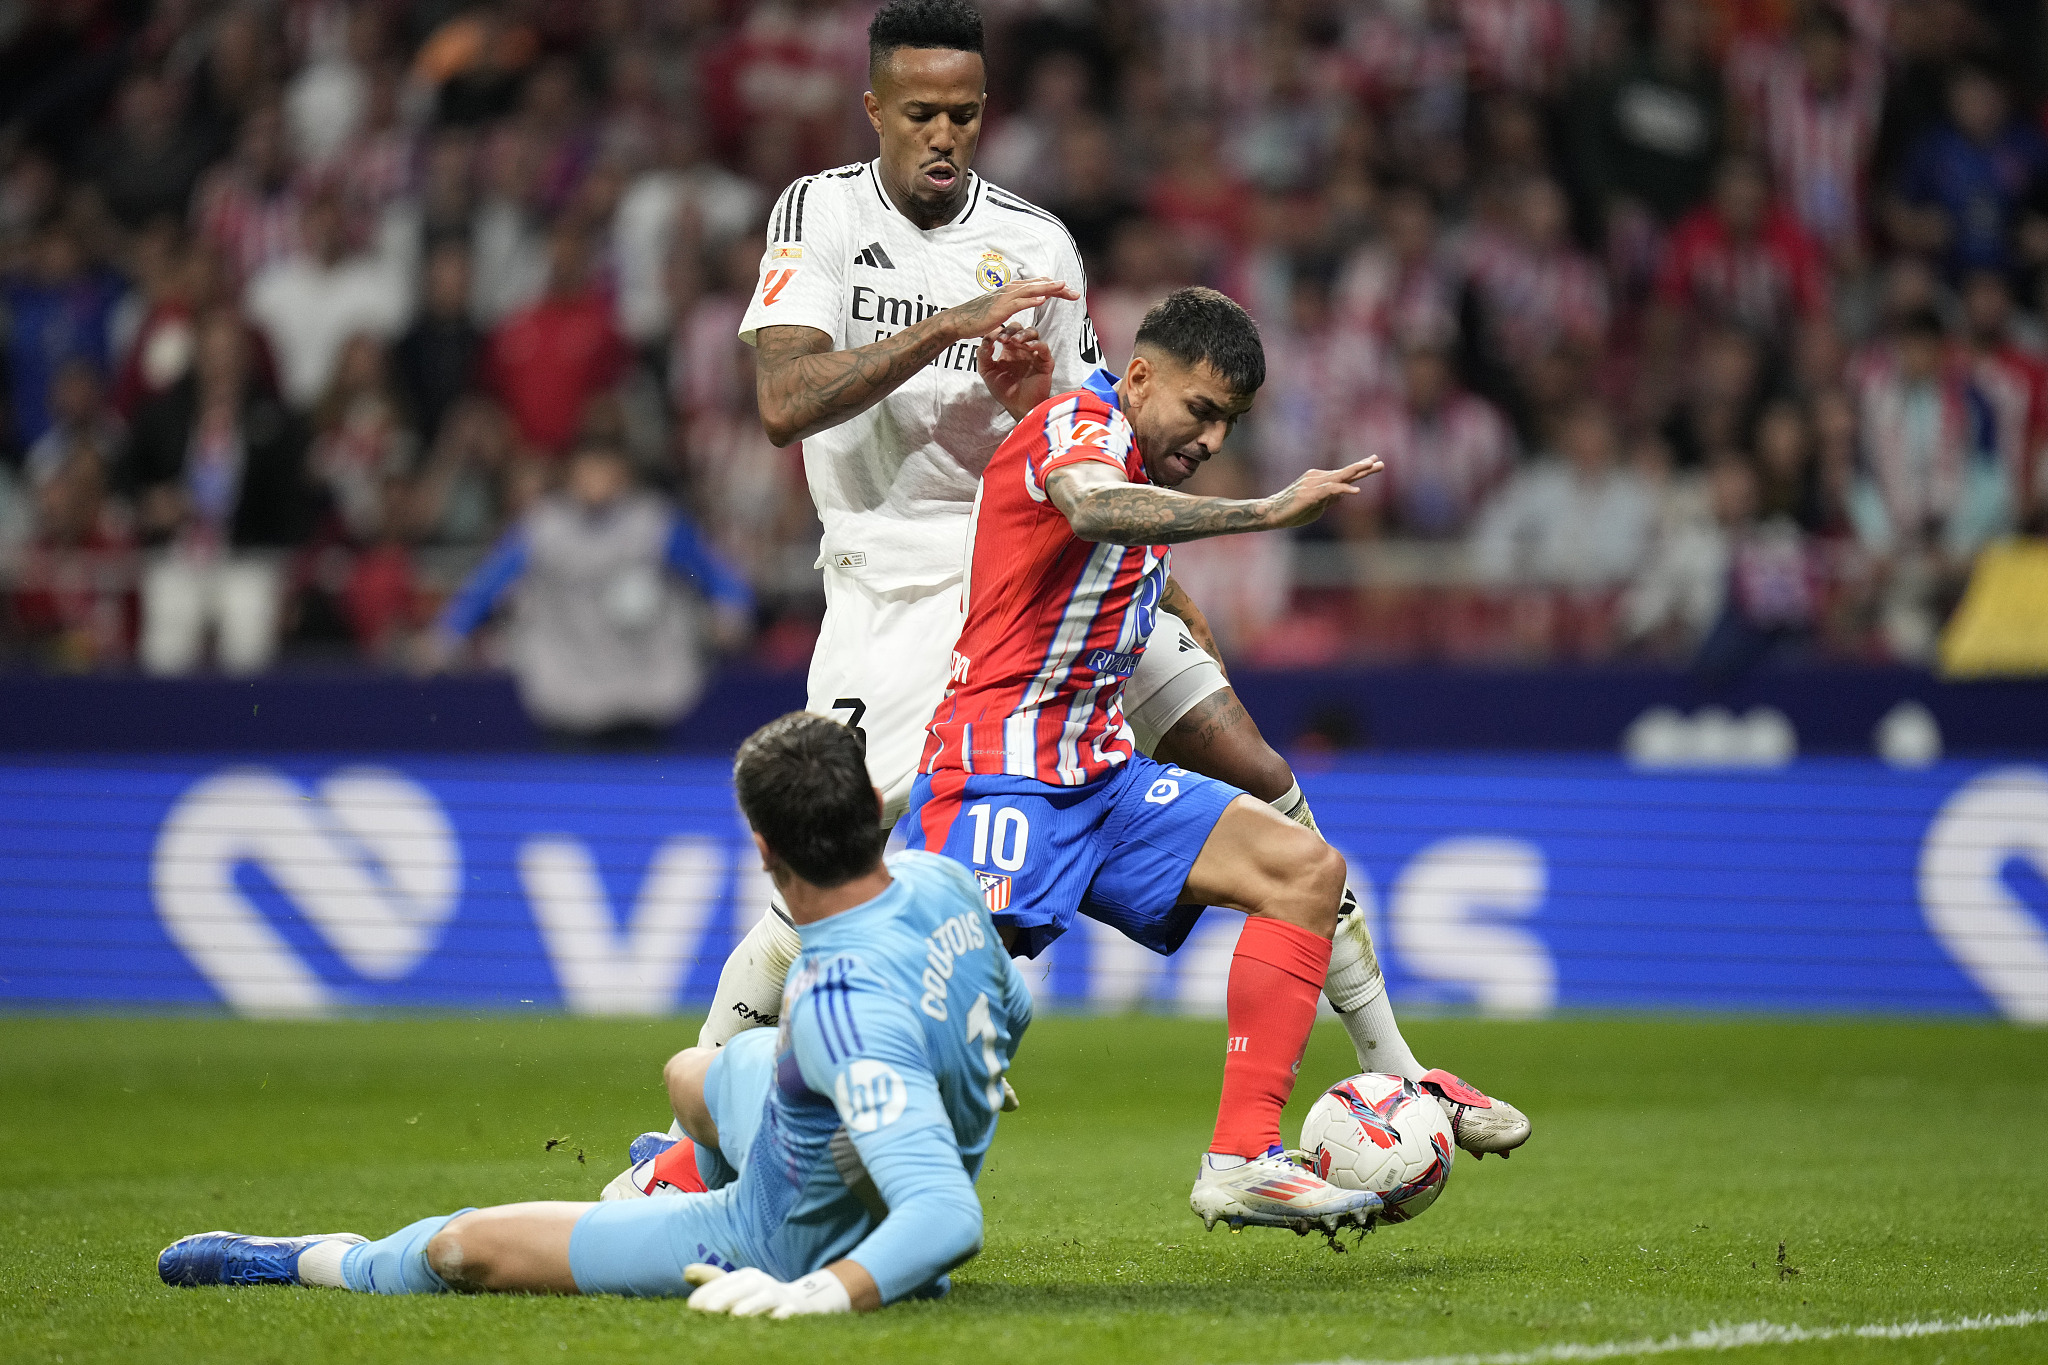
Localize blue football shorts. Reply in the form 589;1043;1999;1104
904;752;1244;959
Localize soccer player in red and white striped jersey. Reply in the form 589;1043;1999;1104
909;289;1508;1232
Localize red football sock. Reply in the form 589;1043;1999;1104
649;1135;708;1193
1210;916;1333;1159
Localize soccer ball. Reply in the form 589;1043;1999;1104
1299;1073;1454;1223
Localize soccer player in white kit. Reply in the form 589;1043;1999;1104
608;0;1526;1197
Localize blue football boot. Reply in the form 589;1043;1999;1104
626;1131;678;1164
158;1231;366;1287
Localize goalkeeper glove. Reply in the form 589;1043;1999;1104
683;1264;853;1318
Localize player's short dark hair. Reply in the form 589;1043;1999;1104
733;712;885;889
1133;286;1266;397
868;0;984;78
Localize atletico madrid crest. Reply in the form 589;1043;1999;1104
975;870;1012;912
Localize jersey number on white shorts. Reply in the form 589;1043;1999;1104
832;697;867;750
966;803;1029;871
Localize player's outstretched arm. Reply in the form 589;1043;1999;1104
1045;457;1384;546
754;277;1079;445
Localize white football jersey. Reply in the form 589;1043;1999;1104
738;161;1102;591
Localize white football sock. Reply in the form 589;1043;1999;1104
697;887;803;1049
1270;780;1319;834
296;1237;356;1289
1273;785;1428;1082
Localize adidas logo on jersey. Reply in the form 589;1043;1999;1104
852;242;895;269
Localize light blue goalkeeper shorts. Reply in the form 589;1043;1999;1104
565;1029;776;1296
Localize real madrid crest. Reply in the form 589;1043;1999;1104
974;249;1011;293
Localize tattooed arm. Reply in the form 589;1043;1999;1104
1159;575;1228;679
753;278;1079;446
1044;457;1384;547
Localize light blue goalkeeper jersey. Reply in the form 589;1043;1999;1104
725;849;1032;1304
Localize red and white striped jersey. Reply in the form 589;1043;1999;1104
1744;44;1884;248
920;372;1166;786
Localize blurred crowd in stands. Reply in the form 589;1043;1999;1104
1;0;2045;681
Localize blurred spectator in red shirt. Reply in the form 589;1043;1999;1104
1147;113;1254;283
1654;155;1829;340
1346;340;1520;536
696;0;868;182
339;474;423;664
486;226;627;455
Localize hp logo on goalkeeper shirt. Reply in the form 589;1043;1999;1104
835;1059;909;1133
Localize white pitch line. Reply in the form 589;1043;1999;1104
1302;1308;2048;1365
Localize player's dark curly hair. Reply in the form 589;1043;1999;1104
1134;286;1266;398
868;0;984;77
733;712;885;889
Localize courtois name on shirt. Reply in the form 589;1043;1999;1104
918;909;990;1021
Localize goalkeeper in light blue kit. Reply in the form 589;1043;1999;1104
157;712;1030;1317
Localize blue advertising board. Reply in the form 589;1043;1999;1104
1;755;2043;1020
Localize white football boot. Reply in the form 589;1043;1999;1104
599;1132;685;1201
1190;1148;1383;1232
1419;1070;1531;1158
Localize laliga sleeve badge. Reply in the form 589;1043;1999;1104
975;249;1011;293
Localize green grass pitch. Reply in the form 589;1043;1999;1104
2;1012;2044;1365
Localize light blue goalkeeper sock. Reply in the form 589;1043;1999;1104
340;1210;474;1294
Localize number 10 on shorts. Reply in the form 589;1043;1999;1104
966;803;1030;871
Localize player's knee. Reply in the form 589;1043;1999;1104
1285;839;1347;938
662;1047;701;1097
427;1218;487;1291
666;1047;718;1147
